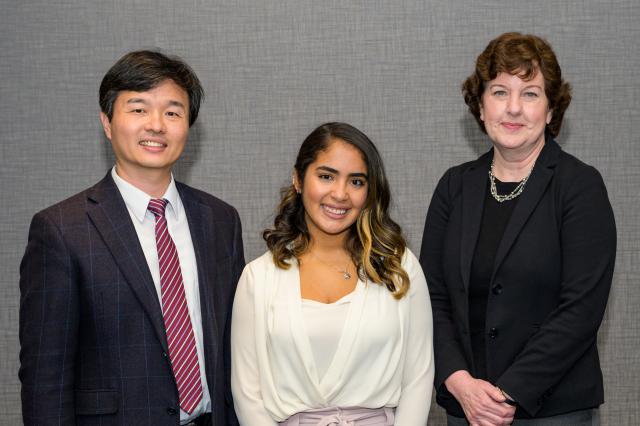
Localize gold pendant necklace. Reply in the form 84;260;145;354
307;251;352;280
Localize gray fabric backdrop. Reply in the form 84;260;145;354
1;1;638;424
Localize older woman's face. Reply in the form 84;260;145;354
480;71;552;154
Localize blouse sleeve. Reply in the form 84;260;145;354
231;263;279;426
394;251;435;425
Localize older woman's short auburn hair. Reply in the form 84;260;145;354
462;32;572;137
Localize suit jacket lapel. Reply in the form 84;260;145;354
179;184;220;373
460;153;491;291
491;139;560;282
86;173;169;352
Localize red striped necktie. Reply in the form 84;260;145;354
148;198;203;414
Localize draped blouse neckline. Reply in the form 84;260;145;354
284;261;368;403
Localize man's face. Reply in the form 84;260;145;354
100;79;190;183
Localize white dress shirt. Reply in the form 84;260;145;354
231;248;434;425
111;167;211;424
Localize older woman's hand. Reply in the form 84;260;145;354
445;370;515;426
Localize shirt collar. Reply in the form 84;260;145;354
111;166;183;223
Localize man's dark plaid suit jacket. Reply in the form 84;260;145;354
19;173;244;425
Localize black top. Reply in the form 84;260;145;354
469;177;520;380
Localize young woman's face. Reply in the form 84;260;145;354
296;139;368;243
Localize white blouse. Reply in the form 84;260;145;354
302;294;352;380
230;249;434;425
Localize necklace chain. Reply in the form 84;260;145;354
307;251;352;280
488;159;535;203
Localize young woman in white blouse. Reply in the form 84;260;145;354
231;122;434;425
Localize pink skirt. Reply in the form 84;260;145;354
279;406;395;426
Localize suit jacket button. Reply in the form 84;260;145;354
491;283;503;295
488;327;498;338
167;407;178;416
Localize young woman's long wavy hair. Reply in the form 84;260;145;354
263;122;410;299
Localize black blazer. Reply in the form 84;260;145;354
19;173;245;425
419;138;616;418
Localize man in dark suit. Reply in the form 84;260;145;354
19;50;244;425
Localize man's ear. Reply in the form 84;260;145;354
100;112;112;140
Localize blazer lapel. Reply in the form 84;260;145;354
86;174;169;352
491;139;560;281
179;185;220;372
460;153;491;291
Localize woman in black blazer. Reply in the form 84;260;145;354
420;32;616;425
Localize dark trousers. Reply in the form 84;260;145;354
447;409;599;426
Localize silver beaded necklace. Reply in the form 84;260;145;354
488;159;535;203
